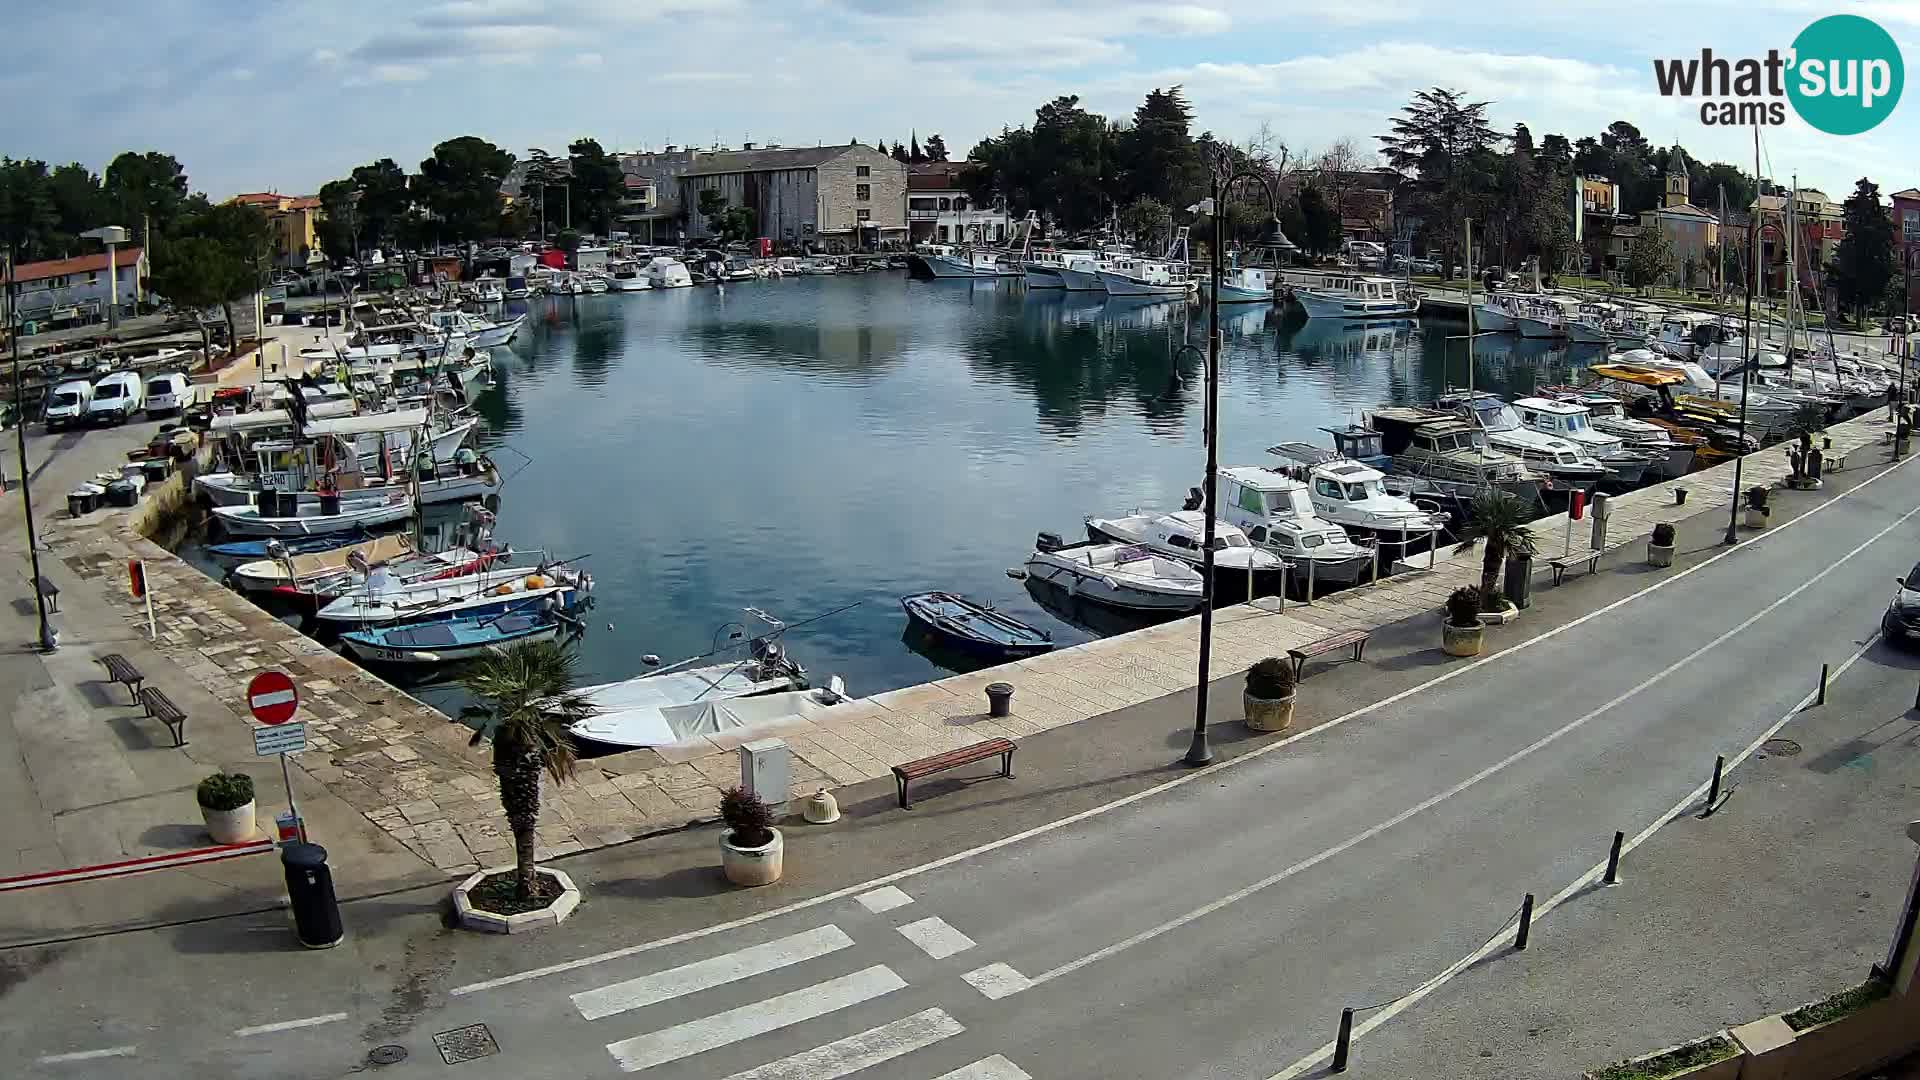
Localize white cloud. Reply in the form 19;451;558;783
231;68;256;81
309;48;340;65
577;51;604;69
368;63;430;84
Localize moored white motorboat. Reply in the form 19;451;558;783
1054;250;1109;291
1084;510;1287;600
1214;468;1378;589
1096;228;1194;298
341;609;577;664
1023;532;1205;611
1283;270;1420;319
212;490;417;537
565;623;814;749
315;565;589;627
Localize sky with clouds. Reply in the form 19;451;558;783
2;0;1915;202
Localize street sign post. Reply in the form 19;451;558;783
245;671;305;842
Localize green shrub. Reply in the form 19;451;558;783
1245;657;1295;699
196;772;254;811
1783;977;1889;1030
1589;1035;1736;1080
1447;586;1483;628
1652;522;1676;546
720;786;775;847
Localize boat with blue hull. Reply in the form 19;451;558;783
341;610;578;664
901;591;1054;659
205;530;371;559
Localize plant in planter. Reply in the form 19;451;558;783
719;786;784;886
1454;490;1536;620
197;771;256;843
1648;522;1677;567
459;641;596;922
1744;485;1770;528
1243;657;1297;732
1443;586;1486;657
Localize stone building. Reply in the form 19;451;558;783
677;143;906;251
907;162;1009;246
1608;148;1719;288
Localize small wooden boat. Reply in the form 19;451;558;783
901;591;1054;658
340;610;577;664
206;530;371;559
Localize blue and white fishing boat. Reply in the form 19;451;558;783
206;530;371;559
314;566;591;628
340;610;577;664
900;591;1053;659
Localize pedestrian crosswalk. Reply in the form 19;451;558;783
570;888;1032;1078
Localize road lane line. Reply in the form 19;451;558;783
961;963;1032;1000
934;1055;1036;1079
605;964;906;1072
573;925;854;1021
35;1046;136;1064
720;1007;963;1080
450;453;1915;998
1025;496;1920;993
1266;619;1893;1077
896;916;976;959
232;1012;348;1037
855;886;914;913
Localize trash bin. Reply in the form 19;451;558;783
281;842;344;949
67;489;94;517
986;682;1015;718
1504;553;1533;610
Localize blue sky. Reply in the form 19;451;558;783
2;0;1914;201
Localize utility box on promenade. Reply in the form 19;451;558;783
740;738;791;814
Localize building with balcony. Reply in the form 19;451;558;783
3;247;146;331
229;192;325;269
906;162;1008;246
676;143;906;251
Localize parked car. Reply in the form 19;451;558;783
87;370;145;425
1884;563;1920;644
44;379;93;430
1888;316;1910;335
144;371;190;417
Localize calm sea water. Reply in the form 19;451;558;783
426;272;1601;708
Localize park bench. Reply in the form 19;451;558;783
96;653;145;703
137;686;188;747
1287;630;1372;679
33;575;59;613
1548;542;1635;586
893;737;1015;809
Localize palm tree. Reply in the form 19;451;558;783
1454;489;1539;604
462;642;596;899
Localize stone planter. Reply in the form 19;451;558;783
1648;542;1675;567
201;800;257;844
1243;689;1296;732
721;827;784;886
1442;622;1484;657
1744;506;1769;529
452;866;581;933
1476;601;1520;626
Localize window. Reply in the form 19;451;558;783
803;222;815;235
1247;526;1268;544
1167;535;1196;550
938;198;951;212
856;184;871;202
856;209;871;222
1237;485;1265;514
856;165;870;177
1342;482;1368;501
1315;478;1342;500
87;271;99;285
937;226;949;241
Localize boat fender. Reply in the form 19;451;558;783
1005;567;1027;579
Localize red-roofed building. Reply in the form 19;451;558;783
226;192;326;269
1892;187;1920;315
3;247;147;330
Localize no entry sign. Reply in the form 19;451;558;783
246;670;299;725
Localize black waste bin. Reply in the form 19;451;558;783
281;842;344;948
1504;553;1533;610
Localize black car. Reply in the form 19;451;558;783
1883;564;1920;641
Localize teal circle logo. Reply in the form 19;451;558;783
1787;15;1903;135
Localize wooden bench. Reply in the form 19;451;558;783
33;575;59;613
137;686;188;747
1547;542;1635;586
1287;630;1372;679
96;653;145;703
893;737;1015;809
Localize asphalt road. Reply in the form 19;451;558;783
13;451;1920;1079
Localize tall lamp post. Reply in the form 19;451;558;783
1182;153;1295;768
7;248;58;651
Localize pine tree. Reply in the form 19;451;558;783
1831;177;1896;321
910;132;925;164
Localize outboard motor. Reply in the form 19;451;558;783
1034;530;1065;553
1182;486;1204;512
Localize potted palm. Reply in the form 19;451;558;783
454;641;595;932
1455;489;1536;622
1744;485;1770;529
1443;586;1486;657
720;787;783;886
197;772;256;843
1648;522;1676;567
1243;657;1297;732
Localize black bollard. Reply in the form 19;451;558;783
1515;893;1534;950
1602;831;1625;886
1332;1008;1355;1073
1817;663;1830;706
282;842;344;948
1707;755;1725;811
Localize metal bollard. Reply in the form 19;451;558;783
1515;893;1534;950
1602;830;1625;886
1331;1007;1355;1073
1817;662;1830;706
1707;755;1725;811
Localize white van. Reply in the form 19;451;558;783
44;380;94;430
87;371;145;425
144;371;190;416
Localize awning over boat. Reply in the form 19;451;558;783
302;408;430;438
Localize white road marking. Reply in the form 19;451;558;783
934;1055;1036;1080
855;885;914;913
450;453;1913;998
896;915;976;959
35;1046;136;1064
605;964;906;1073
573;925;854;1021
1266;602;1899;1077
231;1012;348;1037
961;962;1032;1000
720;1007;962;1080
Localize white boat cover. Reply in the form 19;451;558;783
568;664;808;748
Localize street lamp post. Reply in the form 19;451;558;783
1183;155;1296;768
7;248;57;651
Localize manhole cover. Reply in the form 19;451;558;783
434;1023;499;1064
1761;738;1802;757
366;1045;407;1066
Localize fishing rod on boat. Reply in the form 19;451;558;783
632;600;866;681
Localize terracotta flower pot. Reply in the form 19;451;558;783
721;827;784;886
1243;689;1296;732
